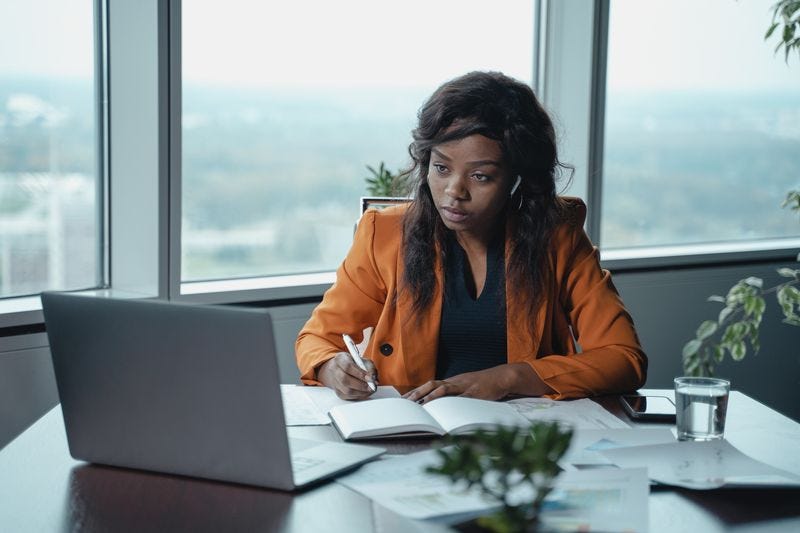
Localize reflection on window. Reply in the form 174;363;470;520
0;0;99;298
602;0;800;250
181;0;534;282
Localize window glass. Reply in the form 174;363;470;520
602;0;799;250
0;0;99;298
181;0;534;281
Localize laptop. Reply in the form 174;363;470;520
40;292;384;490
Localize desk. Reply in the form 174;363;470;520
1;389;798;532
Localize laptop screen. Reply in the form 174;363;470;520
41;293;296;489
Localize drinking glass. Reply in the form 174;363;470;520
674;377;730;441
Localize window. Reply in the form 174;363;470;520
601;0;800;251
0;0;101;299
180;0;535;283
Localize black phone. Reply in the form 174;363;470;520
620;395;676;422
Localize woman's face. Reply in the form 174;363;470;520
427;134;514;245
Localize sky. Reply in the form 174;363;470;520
0;0;94;79
180;0;534;88
0;0;797;91
607;0;799;91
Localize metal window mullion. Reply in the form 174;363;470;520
540;0;594;207
532;0;548;95
93;0;110;289
108;0;169;299
154;0;173;300
585;0;609;245
167;0;182;300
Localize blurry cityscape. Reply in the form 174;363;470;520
0;78;98;298
1;76;799;298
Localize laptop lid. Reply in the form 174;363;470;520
41;292;378;490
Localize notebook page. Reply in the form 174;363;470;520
329;398;445;439
423;397;529;435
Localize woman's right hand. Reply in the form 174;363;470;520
317;352;378;400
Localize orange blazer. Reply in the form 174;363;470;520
295;198;647;399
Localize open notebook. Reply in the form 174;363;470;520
329;397;530;440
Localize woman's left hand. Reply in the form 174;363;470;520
402;366;512;404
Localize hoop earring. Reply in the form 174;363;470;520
517;193;523;210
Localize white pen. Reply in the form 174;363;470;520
342;333;377;392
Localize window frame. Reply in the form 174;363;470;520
539;0;800;268
1;0;797;329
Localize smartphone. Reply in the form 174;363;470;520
620;395;676;422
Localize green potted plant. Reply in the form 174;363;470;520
361;162;413;214
364;162;412;197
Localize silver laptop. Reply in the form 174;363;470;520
40;292;384;490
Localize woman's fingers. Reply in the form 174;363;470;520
331;352;377;399
403;380;457;403
319;353;375;399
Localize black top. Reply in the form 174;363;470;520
436;232;507;380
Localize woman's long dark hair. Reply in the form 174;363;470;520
402;71;571;336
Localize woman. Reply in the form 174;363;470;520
295;71;647;402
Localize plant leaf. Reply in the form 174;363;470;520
784;21;796;42
785;0;800;18
777;268;799;278
718;306;734;324
784;285;800;300
696;320;718;340
713;345;724;363
684;354;701;374
731;341;747;361
707;295;726;303
778;286;794;316
683;339;702;358
766;21;780;39
743;276;764;289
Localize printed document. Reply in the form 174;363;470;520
560;427;676;470
600;439;800;489
508;397;631;430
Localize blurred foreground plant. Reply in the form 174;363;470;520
426;422;573;533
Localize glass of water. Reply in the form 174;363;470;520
674;377;730;441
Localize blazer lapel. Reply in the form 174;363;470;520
504;230;547;363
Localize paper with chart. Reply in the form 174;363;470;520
535;467;648;533
507;397;630;430
280;384;401;426
600;439;800;489
560;427;676;470
335;448;649;531
337;449;495;519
